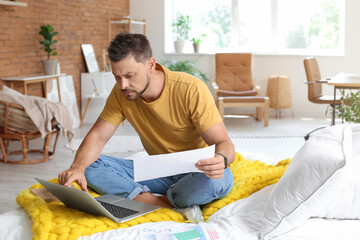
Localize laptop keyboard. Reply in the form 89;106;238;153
98;201;140;218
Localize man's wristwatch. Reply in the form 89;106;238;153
216;153;228;169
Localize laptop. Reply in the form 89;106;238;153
35;178;160;223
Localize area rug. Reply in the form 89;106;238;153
73;118;329;148
72;135;144;153
225;117;329;138
226;125;315;138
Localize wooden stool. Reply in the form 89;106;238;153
218;96;270;126
80;97;92;128
266;75;292;118
79;94;104;128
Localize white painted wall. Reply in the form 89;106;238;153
130;0;360;117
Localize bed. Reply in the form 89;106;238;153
1;124;359;240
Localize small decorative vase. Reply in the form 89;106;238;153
41;59;58;75
193;43;200;53
174;40;186;53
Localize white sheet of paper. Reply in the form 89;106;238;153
133;145;215;182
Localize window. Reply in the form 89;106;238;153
167;0;344;55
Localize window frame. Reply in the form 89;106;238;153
165;0;345;56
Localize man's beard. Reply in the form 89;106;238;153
122;75;150;101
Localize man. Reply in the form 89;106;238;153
59;33;234;219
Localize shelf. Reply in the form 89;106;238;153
109;19;146;25
0;0;27;7
108;17;146;41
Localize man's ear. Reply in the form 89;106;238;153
147;57;156;71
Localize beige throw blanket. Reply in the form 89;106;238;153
0;86;74;145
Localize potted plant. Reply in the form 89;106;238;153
39;24;58;75
162;59;208;83
335;90;360;123
191;34;206;53
172;13;191;53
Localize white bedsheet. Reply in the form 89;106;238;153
1;150;360;240
0;208;32;240
79;184;360;240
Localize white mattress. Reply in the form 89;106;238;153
1;150;360;240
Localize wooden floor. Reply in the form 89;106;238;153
0;116;330;214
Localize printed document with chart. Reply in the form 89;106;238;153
139;222;223;240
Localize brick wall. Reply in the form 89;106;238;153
0;0;129;108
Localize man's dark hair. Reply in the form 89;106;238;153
107;33;153;63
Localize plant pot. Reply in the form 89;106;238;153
41;59;58;75
193;43;200;53
174;40;186;53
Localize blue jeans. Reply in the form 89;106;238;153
84;155;234;208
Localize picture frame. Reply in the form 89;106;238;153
81;44;100;73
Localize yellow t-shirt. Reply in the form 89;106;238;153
100;64;222;155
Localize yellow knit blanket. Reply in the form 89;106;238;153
16;152;290;240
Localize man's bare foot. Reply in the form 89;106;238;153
158;194;171;206
133;192;172;208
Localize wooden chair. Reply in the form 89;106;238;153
0;100;60;164
213;53;269;126
303;57;342;140
303;57;341;106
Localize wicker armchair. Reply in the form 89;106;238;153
0;100;60;164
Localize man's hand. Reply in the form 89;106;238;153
58;168;88;192
195;155;225;179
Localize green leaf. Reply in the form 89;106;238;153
172;13;191;40
335;89;360;123
39;24;58;59
162;59;208;82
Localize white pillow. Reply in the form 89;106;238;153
260;124;358;240
351;124;360;160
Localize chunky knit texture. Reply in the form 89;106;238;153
16;152;290;240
